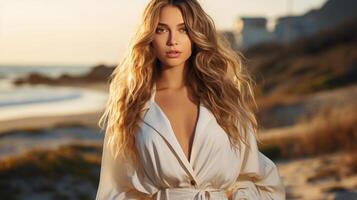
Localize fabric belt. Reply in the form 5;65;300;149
154;187;228;200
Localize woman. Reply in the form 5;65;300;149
96;0;285;199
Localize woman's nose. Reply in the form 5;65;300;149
167;32;178;46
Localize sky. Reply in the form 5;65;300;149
0;0;327;67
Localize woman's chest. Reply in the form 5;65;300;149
135;118;242;189
154;89;200;161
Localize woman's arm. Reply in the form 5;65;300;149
231;124;286;200
95;133;152;200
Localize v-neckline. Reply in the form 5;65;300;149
151;84;201;164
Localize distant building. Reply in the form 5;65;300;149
274;16;320;42
232;0;357;49
236;17;276;49
275;0;357;43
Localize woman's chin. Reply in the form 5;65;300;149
161;61;185;68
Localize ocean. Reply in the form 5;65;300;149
0;65;107;119
0;65;92;80
0;65;93;89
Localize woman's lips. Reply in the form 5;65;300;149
166;51;181;58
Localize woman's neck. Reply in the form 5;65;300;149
156;62;189;90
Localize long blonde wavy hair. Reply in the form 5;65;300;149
98;0;259;165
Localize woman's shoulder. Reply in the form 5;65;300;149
135;121;162;146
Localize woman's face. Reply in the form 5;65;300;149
152;5;193;69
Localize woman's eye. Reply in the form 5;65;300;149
180;28;187;33
156;28;166;33
155;27;187;34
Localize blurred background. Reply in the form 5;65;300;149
0;0;356;199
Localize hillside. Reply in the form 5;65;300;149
243;17;357;97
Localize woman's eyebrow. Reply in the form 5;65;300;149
158;22;185;27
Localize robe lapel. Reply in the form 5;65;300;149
140;83;215;184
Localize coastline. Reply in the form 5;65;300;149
0;83;108;135
0;111;102;135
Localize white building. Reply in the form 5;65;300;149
237;17;276;49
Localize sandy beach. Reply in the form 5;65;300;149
0;83;108;134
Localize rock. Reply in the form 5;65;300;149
12;64;115;86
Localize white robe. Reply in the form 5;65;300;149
95;84;286;200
